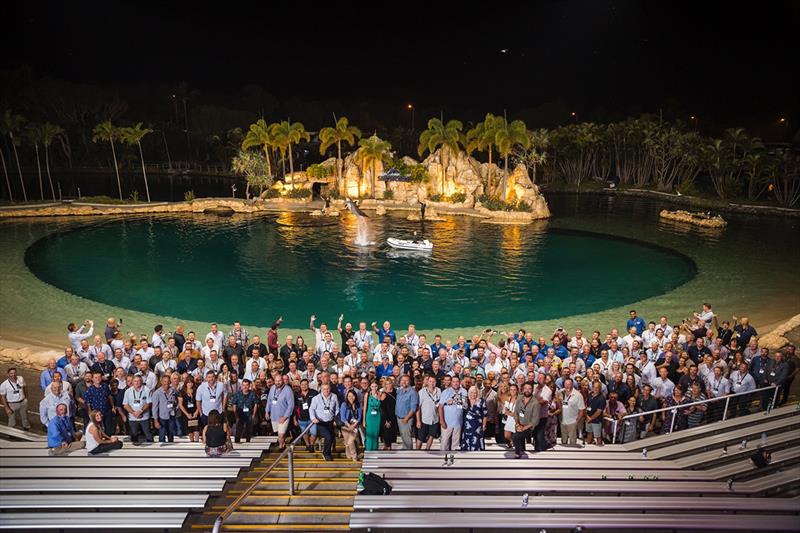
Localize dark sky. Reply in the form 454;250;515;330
4;0;799;124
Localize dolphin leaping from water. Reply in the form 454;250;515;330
345;198;369;218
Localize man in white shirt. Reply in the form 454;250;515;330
67;320;94;351
402;324;420;357
154;351;177;377
620;327;642;351
308;382;339;461
651;367;675;402
309;314;330;351
76;340;93;365
196;371;226;425
64;354;89;389
641;322;658;347
559;378;585;446
416;375;441;450
1;368;30;430
151;325;167;351
39;381;74;426
122;374;153;444
111;348;131;372
135;360;158;390
658;316;674;339
637;352;657;388
136;339;155;363
301;362;320;391
205;323;225;352
694;303;715;328
316;331;335;358
484;352;504;376
183;331;202;353
352;322;372;351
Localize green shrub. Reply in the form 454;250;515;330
307;163;334;180
449;192;467;203
383;189;395;200
184;190;195;202
264;188;281;198
429;193;443;202
286;188;312;199
477;194;529;212
78;195;128;205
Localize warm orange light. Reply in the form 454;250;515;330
690;115;696;120
407;104;413;110
571;112;576;117
779;117;786;123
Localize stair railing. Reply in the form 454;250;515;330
212;422;317;533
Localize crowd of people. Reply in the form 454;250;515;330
0;304;796;459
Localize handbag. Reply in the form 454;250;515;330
188;419;199;428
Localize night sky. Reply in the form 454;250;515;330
4;1;799;127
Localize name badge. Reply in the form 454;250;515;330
323;407;330;412
210;396;217;401
187;402;195;409
133;401;141;408
371;409;378;416
272;399;278;404
243;407;250;413
518;411;525;417
302;402;309;410
759;369;765;374
261;394;268;401
167;402;175;409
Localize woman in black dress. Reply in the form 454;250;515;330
379;379;398;450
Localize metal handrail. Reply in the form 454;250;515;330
212;422;317;533
607;384;779;444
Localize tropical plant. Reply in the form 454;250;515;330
318;117;361;195
92;120;123;200
40;123;63;201
449;192;467;203
231;148;272;197
644;122;703;192
306;163;335;180
184;190;195;202
512;128;550;184
355;135;392;198
0;140;10;201
286;187;311;199
701;128;760;200
241;118;275;179
466;113;499;191
383;189;394;200
548;123;609;187
270;120;310;188
26;124;46;201
389;156;430;184
418;118;464;194
494;117;530;199
118;122;154;202
767;150;800;207
1;110;28;202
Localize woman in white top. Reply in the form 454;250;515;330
502;383;519;446
86;410;123;455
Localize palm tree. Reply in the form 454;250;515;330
319;117;361;195
418;118;464;194
355;135;392;198
494;117;530;200
465;113;499;192
1;110;28;202
242;118;275;179
41;123;64;201
270;120;310;189
0;142;11;201
92;120;123;200
119;123;154;202
26;124;45;201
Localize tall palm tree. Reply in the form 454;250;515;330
494;117;530;200
26;124;45;201
418;118;464;194
242;118;275;179
92;120;123;200
119;123;154;202
319;117;361;195
270;120;310;189
465;113;499;192
0;142;11;202
355;135;392;198
1;110;28;202
41;123;64;201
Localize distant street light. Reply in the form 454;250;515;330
690;115;698;129
407;104;415;132
570;111;577;123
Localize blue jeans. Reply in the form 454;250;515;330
298;419;317;437
158;417;176;442
170;416;183;438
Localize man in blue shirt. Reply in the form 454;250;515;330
40;359;67;391
438;376;468;451
394;375;419;449
48;403;85;456
267;371;295;449
627;310;646;336
371;320;396;344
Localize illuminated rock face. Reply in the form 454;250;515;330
334;148;550;219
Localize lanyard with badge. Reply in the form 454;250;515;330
6;379;21;400
132;389;144;410
322;394;334;415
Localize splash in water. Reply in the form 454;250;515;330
354;216;373;246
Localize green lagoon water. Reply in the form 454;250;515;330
2;195;798;345
23;212;696;329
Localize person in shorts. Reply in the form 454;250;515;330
415;374;441;450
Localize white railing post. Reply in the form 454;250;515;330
612;419;619;444
669;409;677;434
288;444;295;496
771;386;779;411
722;396;730;421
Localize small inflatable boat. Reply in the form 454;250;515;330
387;237;433;251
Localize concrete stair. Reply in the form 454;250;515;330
189;444;360;531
